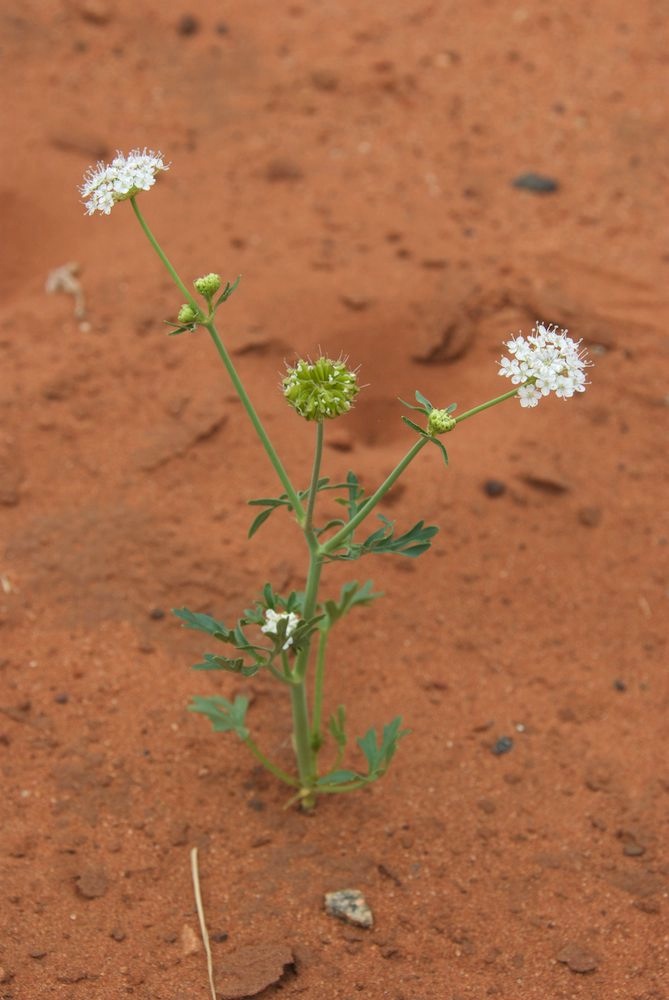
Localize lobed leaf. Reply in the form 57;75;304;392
188;694;250;739
192;652;259;677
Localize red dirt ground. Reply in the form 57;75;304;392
2;1;668;998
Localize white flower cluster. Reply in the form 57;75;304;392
498;323;591;408
261;609;300;650
80;149;169;216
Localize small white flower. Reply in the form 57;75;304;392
517;383;542;408
80;148;169;216
498;322;591;406
261;609;300;650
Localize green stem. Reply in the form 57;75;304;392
454;387;520;424
242;736;300;787
203;320;306;520
130;197;198;309
290;453;326;802
266;660;295;686
305;422;324;532
289;681;315;799
130;198;305;521
311;630;328;752
319;437;429;557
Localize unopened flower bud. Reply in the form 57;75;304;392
194;273;222;297
427;408;456;435
283;356;360;421
178;303;200;324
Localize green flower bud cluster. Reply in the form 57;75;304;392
427;408;457;435
194;273;222;298
178;303;201;324
283;357;360;421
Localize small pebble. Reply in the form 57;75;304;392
148;607;166;620
578;506;602;527
264;158;304;182
491;735;514;755
556;943;598;973
176;13;200;35
74;0;112;24
54;692;70;704
613;678;627;692
325;889;374;928
483;479;506;498
310;69;339;91
512;172;559;194
75;868;108;899
623;841;646;857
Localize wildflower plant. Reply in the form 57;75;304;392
80;150;591;809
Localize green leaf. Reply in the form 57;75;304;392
414;389;433;411
322;580;382;628
192;652;259;677
401;415;428;436
188;694;250;739
248;507;275;538
174;607;265;655
398;397;428;414
328;705;347;748
327;516;438;561
213;274;241;308
430;437;449;466
174;607;233;642
357;716;410;777
316;769;360;786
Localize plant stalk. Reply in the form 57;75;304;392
319;436;429;557
129;198;305;521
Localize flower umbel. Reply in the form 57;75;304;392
498;323;591;407
427;408;457;435
80;149;169;216
283;357;360;421
194;273;222;298
261;609;300;650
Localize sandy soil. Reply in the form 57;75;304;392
1;1;668;997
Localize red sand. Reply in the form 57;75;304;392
2;1;667;997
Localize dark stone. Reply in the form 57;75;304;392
176;14;200;35
491;736;514;755
483;479;506;498
512;172;559;193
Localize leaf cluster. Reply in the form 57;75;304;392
316;715;410;788
249;470;438;562
173;583;322;680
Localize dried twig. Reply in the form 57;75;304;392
190;846;217;1000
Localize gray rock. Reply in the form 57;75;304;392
324;889;373;928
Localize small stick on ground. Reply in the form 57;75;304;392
190;846;217;1000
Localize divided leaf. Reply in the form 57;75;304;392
321;580;382;628
192;652;259;677
316;715;410;788
326;514;438;561
188;695;250;739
